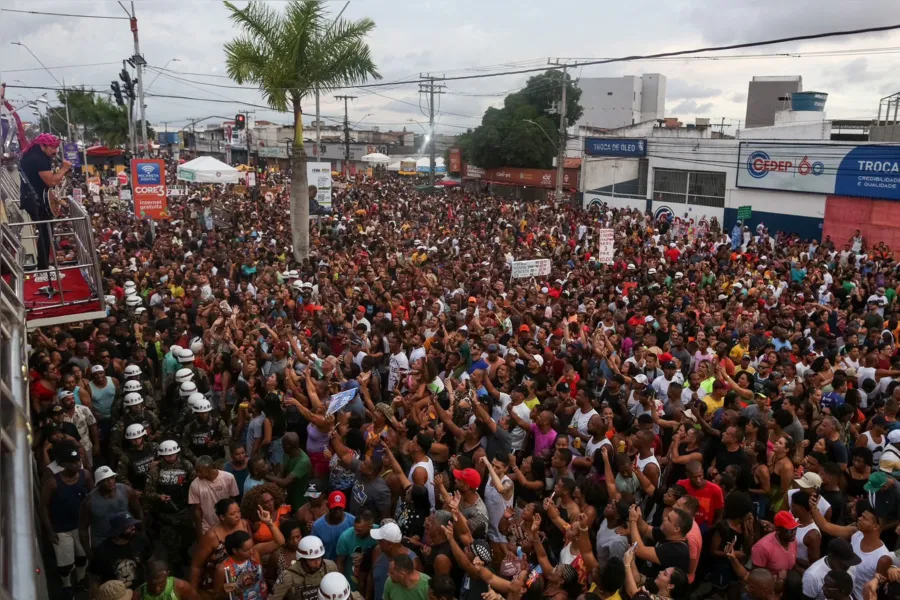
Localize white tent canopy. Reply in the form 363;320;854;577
177;156;241;184
387;161;403;172
415;157;445;168
361;152;391;164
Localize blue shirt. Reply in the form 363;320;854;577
311;513;356;560
822;391;845;412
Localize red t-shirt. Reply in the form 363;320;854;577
676;479;725;528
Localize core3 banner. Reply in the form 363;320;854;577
131;159;168;219
736;142;900;201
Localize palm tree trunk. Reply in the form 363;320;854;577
291;99;310;262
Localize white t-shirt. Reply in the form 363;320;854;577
509;402;532;451
570;407;598;442
387;352;409;393
849;530;890;600
801;556;830;600
409;346;426;365
491;393;512;423
787;489;830;515
857;366;878;387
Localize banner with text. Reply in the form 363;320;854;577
131;158;168;219
511;259;552;279
481;167;579;190
736;142;900;201
307;162;333;207
597;229;615;264
62;142;81;167
449;148;462;173
584;138;647;157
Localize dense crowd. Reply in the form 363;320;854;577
19;135;900;600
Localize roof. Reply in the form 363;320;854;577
563;157;582;169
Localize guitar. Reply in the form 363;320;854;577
43;175;66;217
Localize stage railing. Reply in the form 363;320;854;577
4;197;106;325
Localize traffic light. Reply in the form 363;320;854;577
110;81;125;106
235;114;246;130
119;68;135;100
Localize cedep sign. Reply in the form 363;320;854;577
736;142;900;201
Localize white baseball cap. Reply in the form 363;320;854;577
369;522;402;543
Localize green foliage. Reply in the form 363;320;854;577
49;88;134;147
461;70;582;170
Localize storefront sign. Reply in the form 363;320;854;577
584;138;647;157
737;142;900;201
597;229;615;264
463;164;484;179
449;148;462;173
481;167;579;190
131;158;168;219
307;162;333;207
511;259;552;279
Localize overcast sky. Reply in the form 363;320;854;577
3;0;900;137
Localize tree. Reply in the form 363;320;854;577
224;0;380;261
462;70;582;170
48;88;134;148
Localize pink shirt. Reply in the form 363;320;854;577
686;520;702;584
530;424;558;456
188;470;239;534
750;531;797;575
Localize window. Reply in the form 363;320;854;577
652;168;725;208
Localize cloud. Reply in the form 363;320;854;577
731;92;747;103
667;79;720;99
679;0;900;45
671;100;715;115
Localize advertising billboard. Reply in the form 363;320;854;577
399;160;417;176
130;158;168;219
62;142;81;167
584;138;647;157
736;142;900;201
307;162;333;207
480;167;580;190
449;148;462;173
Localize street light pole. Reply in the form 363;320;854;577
548;60;568;203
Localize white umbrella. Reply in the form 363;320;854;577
361;152;391;164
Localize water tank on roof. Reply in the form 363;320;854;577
791;92;828;112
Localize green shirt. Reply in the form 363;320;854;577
384;573;431;600
283;450;312;511
335;526;379;591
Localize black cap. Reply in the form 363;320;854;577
662;360;676;370
108;512;141;538
827;538;861;566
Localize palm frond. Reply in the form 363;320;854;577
224;1;283;51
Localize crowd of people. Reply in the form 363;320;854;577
18;134;900;600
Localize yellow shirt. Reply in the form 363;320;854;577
729;343;748;361
524;397;540;411
703;394;724;414
169;285;185;298
587;585;622;600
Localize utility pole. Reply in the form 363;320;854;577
548;59;568;203
419;74;445;186
335;95;356;174
119;1;148;156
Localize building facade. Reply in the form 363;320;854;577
745;76;803;128
574;74;666;130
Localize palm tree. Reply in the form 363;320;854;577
224;0;380;261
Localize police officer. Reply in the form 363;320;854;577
181;398;231;464
175;348;210;394
115;424;158;493
164;369;194;424
110;392;161;462
145;440;195;574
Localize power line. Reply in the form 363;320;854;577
2;61;122;73
0;8;129;20
146;23;900;92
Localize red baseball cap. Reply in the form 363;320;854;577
452;468;481;490
773;510;799;530
328;490;347;509
518;324;531;333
